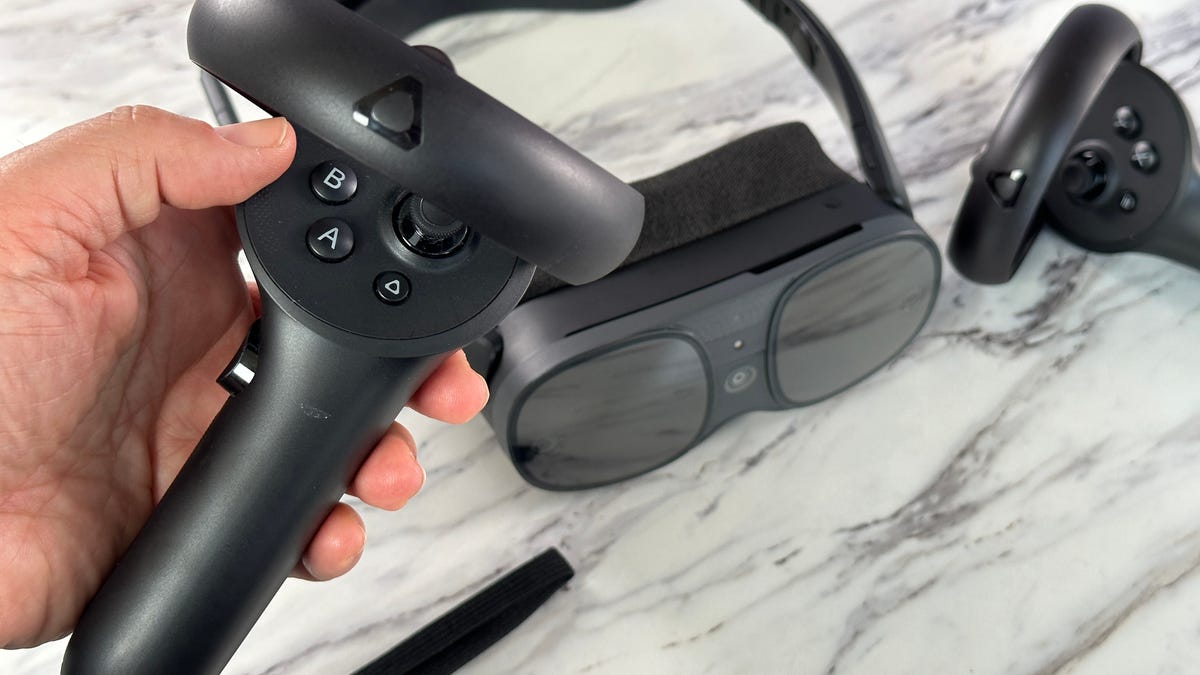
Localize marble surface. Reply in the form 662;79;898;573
4;0;1200;673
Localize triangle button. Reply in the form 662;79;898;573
374;272;411;305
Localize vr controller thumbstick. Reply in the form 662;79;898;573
396;195;471;257
1061;150;1108;202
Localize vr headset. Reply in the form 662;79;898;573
444;0;941;489
202;0;941;493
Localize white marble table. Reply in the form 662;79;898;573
4;0;1200;673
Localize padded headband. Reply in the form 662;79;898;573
524;121;853;299
348;0;910;214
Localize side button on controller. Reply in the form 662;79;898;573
218;321;260;396
307;219;355;262
375;272;411;305
988;169;1026;207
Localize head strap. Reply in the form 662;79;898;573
350;0;911;213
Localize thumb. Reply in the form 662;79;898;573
0;105;295;255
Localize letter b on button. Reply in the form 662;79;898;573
310;161;358;204
323;167;346;190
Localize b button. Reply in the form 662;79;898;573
310;161;358;204
375;272;411;305
306;219;354;262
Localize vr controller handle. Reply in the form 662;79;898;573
62;300;443;675
1142;159;1200;269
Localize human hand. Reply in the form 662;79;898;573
0;107;488;648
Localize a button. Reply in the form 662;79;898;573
988;169;1026;207
306;219;355;262
1131;141;1159;173
310;162;358;204
724;365;758;394
1113;106;1141;139
374;272;411;305
1119;191;1138;212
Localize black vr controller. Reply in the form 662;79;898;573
61;0;642;673
949;4;1200;284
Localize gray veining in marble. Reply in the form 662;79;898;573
4;1;1200;673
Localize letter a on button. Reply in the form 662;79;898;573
317;227;340;250
306;219;354;262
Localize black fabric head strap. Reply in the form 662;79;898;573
524;121;851;299
351;0;910;214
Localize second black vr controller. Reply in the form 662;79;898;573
61;1;643;673
949;4;1200;283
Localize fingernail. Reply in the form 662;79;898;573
339;547;365;574
216;117;288;148
415;463;427;496
339;521;367;570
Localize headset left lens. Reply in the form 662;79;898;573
511;337;708;489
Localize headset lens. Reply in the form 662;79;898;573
512;337;708;489
773;239;937;404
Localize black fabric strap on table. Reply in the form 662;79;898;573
353;549;575;675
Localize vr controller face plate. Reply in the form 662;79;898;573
1045;60;1195;254
946;4;1142;284
949;4;1200;283
241;125;530;348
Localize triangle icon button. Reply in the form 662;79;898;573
374;272;410;305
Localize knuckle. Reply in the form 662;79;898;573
101;104;136;129
100;105;202;137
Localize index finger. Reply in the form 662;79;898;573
406;350;490;424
